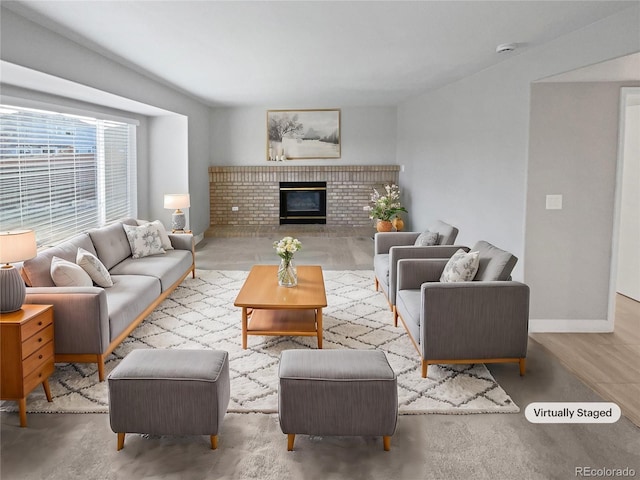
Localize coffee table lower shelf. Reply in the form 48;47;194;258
244;309;322;348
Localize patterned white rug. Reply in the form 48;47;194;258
8;270;519;415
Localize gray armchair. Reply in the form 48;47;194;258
394;241;530;378
373;220;463;320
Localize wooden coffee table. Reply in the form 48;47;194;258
234;265;327;349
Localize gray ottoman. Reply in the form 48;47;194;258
108;349;230;451
278;349;398;451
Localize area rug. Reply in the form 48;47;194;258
6;270;519;415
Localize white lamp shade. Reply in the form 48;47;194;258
0;230;37;264
164;193;190;210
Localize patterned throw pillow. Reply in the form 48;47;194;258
122;223;166;259
440;249;480;282
50;256;93;287
137;219;174;250
76;247;113;287
414;230;439;246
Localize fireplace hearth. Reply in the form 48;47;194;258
279;182;327;224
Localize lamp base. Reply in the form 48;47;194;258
0;265;26;313
171;210;186;233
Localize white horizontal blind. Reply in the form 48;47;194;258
0;105;136;247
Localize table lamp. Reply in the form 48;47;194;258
164;193;190;233
0;229;37;313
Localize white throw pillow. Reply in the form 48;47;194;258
414;230;439;246
136;219;173;250
76;247;113;287
440;249;480;282
50;256;93;287
122;223;166;259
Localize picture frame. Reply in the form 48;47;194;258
266;109;341;160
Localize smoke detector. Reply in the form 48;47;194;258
496;43;518;54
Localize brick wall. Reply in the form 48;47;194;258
209;165;400;226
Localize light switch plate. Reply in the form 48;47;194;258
546;194;563;210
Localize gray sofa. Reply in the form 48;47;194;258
373;220;463;319
20;219;195;381
395;241;530;378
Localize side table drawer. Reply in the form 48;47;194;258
21;308;53;340
24;360;55;395
23;342;54;378
22;325;54;359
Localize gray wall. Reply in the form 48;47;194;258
526;82;640;328
0;7;212;236
210;106;397;166
396;5;639;331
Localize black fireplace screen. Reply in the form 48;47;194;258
279;182;327;224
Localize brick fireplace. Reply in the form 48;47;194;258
208;165;400;227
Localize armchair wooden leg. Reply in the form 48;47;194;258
117;433;125;451
210;435;218;450
519;358;526;376
97;356;106;382
287;434;295;451
421;361;428;378
383;436;391;451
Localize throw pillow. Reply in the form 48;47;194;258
414;230;439;246
50;256;93;287
136;219;174;250
76;247;113;287
440;249;480;282
122;223;166;259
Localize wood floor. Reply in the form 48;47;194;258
531;294;640;427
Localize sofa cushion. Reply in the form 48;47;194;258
50;256;93;287
109;250;193;292
440;249;480;282
106;275;162;341
21;233;97;287
89;223;132;270
472;241;517;281
77;247;113;288
122;223;166;259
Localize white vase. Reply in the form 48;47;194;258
278;258;297;287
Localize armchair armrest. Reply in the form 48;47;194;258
374;232;421;254
387;245;467;305
25;286;109;355
420;281;530;360
397;258;448;290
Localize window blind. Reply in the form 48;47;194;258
0;105;137;247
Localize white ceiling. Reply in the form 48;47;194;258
3;1;638;107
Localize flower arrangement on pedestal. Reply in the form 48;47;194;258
365;184;407;232
273;236;302;287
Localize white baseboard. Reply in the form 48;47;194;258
529;318;614;333
193;232;204;245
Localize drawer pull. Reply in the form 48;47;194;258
39;354;43;359
38;338;43;343
38;321;43;326
38;373;42;378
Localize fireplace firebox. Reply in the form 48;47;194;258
279;182;327;224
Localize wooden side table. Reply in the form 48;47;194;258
0;304;55;427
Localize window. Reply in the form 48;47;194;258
0;105;137;247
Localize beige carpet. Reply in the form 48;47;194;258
4;270;519;415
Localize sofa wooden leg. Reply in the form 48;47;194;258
287;434;295;451
383;436;391;451
421;361;428;378
117;433;125;451
519;358;526;376
393;307;398;327
374;277;379;292
210;435;218;450
97;356;105;382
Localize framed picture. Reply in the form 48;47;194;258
266;109;340;160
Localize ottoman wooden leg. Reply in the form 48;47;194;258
287;434;295;451
117;433;125;451
210;435;218;450
383;436;391;451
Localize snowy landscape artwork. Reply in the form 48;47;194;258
267;109;340;160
